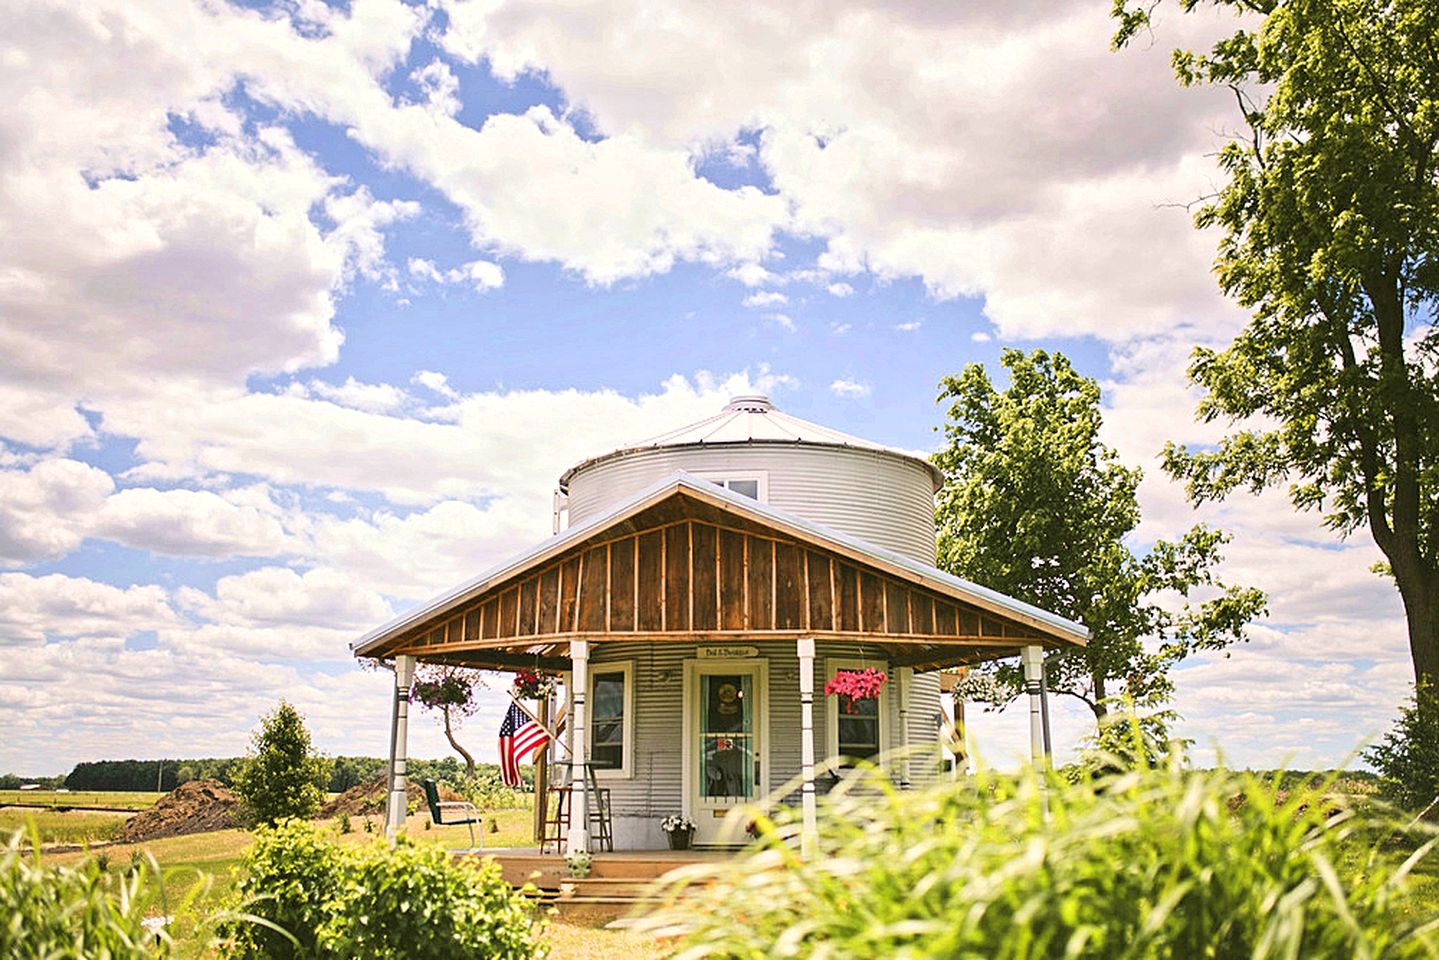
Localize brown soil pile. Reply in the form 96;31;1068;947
117;779;240;842
319;773;464;818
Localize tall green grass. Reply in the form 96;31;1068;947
644;761;1439;959
0;831;174;958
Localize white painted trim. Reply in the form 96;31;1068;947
824;655;889;765
682;657;770;845
692;470;770;503
587;660;634;780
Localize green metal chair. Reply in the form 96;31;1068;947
420;779;484;852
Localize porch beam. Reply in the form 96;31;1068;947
422;651;571;672
797;636;818;859
397;630;1050;658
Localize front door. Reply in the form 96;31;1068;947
683;659;767;845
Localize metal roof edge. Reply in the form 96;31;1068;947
559;438;944;492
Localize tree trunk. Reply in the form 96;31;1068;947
1091;674;1110;722
442;707;476;775
1393;557;1439;691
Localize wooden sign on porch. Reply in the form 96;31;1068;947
697;645;759;659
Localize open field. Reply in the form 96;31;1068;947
0;807;132;845
0;789;163;811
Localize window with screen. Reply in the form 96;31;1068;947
589;665;630;774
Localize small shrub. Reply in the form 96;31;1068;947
362;816;374;834
1365;684;1439;816
220;823;546;960
221;819;343;960
0;830;169;958
643;763;1439;958
95;851;111;873
232;701;332;827
317;840;547;959
336;814;351;835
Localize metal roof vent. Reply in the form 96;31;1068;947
724;394;774;414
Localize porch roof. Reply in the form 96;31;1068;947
351;472;1088;672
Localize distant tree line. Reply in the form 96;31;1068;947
56;755;502;793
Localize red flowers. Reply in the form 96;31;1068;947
824;668;887;712
513;669;554;701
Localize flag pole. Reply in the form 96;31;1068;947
506;689;570;756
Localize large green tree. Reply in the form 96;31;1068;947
934;349;1267;724
1113;0;1439;687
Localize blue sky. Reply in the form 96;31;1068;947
0;0;1412;776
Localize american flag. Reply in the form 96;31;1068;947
498;702;551;788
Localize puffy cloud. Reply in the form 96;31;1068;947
743;291;789;308
0;460;114;566
0;573;177;647
829;378;872;399
408;256;505;291
95;488;293;559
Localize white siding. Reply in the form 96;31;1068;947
565;444;938;564
585;640;941;829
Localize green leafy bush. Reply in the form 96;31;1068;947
1365;684;1439;816
318;840;546;959
0;831;169;958
645;763;1439;959
221;819;343;959
221;821;546;960
232;701;332;827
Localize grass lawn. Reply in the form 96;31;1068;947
0;807;133;845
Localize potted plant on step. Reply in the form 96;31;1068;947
661;814;696;850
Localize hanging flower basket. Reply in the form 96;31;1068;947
513;669;554;701
824;668;887;713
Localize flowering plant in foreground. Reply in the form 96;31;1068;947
661;815;696;835
824;668;887;712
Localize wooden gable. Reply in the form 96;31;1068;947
366;490;1076;672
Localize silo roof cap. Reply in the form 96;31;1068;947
559;394;944;490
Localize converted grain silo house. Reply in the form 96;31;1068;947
353;395;1087;854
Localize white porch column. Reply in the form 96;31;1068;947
797;636;818;859
385;655;416;841
566;640;590;854
897;666;913;788
1020;645;1051;766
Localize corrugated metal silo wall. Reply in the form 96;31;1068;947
566;445;938;564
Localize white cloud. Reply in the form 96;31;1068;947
764;312;796;332
742;291;789;308
408;257;505;292
95;488;293;559
0;460;114;567
970;331;993;342
0;573;177;647
307;377;412;414
829;378;872;399
726;262;782;287
412;370;460;400
895;320;922;332
826;282;855;297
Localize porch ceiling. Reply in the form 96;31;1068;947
352;474;1087;673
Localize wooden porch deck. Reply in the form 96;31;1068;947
477;847;731;921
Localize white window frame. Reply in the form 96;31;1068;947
695;471;769;503
824;655;889;764
588;660;634;779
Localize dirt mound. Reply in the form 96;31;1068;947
117;779;240;842
320;773;464;819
